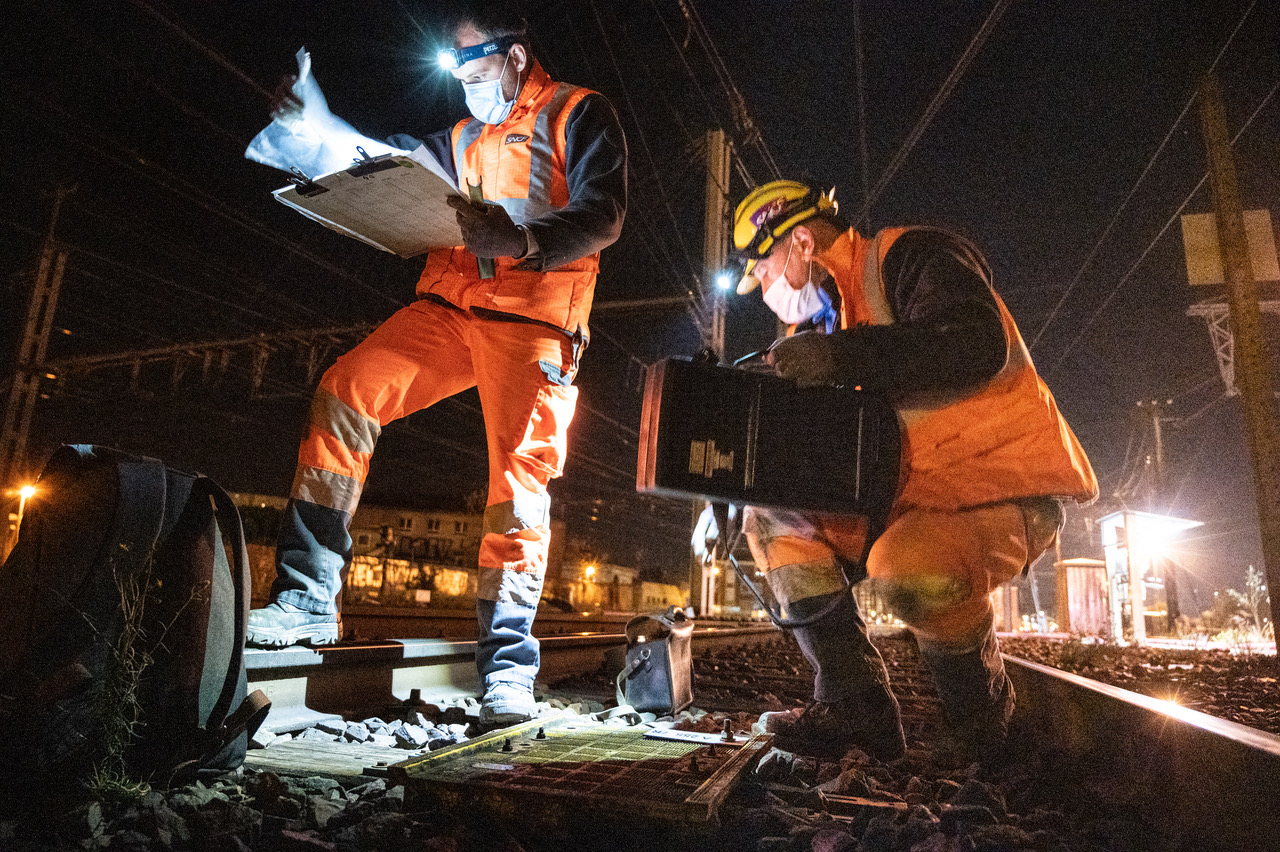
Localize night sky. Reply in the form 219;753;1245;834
3;1;1278;603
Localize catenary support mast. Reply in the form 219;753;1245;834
1197;74;1280;648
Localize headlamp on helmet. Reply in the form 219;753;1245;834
732;180;837;294
437;36;517;71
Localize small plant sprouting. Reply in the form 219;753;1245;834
86;544;157;801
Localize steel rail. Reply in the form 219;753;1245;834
246;625;780;733
246;631;1280;850
340;605;641;641
1005;655;1280;852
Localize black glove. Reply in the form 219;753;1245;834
765;331;840;387
446;195;527;259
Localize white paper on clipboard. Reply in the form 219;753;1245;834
273;146;464;258
245;47;464;258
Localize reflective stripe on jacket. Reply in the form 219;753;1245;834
831;226;1098;511
416;62;599;335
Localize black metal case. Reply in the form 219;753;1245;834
637;357;901;514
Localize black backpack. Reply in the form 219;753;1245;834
0;445;269;791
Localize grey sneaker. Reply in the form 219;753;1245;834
246;602;340;648
478;682;537;728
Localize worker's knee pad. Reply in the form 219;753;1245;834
879;573;978;637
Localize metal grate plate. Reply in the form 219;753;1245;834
389;713;771;824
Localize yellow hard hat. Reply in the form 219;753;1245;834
733;180;838;294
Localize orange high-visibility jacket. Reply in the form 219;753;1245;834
417;62;609;336
826;226;1098;512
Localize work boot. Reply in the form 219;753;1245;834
478;682;537;729
762;695;907;762
919;620;1015;766
246;601;340;648
766;589;906;761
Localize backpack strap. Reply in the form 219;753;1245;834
168;477;271;782
615;647;650;710
170;688;271;786
198;477;258;735
64;445;169;578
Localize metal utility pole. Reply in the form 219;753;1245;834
1197;74;1280;645
1124;511;1147;645
1;186;72;491
1137;398;1181;628
703;128;731;361
1054;538;1069;631
688;129;732;616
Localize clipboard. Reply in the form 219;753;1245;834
273;146;464;259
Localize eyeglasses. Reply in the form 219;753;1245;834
436;36;516;71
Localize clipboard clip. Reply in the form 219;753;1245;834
288;167;327;198
348;146;400;178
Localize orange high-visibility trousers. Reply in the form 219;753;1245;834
744;502;1031;648
290;298;579;607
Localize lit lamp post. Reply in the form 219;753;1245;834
1099;510;1201;645
3;484;36;562
583;564;596;612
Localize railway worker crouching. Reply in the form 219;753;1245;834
732;180;1097;764
246;1;627;731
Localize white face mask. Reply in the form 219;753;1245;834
462;51;517;125
762;240;829;325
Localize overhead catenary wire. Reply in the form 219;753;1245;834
848;0;1014;229
1043;76;1280;380
66;192;338;328
677;0;781;182
17;1;410;340
641;0;733;156
1028;0;1261;355
583;1;701;282
126;0;275;101
547;2;707;340
12;84;406;311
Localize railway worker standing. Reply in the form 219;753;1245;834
731;180;1097;763
247;2;628;730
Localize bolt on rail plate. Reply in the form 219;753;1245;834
388;712;772;824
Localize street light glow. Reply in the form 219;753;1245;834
716;272;733;290
18;485;36;500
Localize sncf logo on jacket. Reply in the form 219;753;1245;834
505;134;530;144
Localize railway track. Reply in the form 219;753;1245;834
245;625;1280;851
246;622;780;732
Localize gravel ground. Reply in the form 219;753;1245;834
5;630;1275;852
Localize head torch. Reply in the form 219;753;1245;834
436;36;517;71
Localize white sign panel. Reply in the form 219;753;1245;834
1180;209;1280;285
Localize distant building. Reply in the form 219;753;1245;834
552;561;638;612
638;580;686;611
231;492;583;610
347;504;486;607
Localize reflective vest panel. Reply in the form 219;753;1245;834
416;63;600;334
833;227;1098;511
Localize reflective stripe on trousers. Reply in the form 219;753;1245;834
274;299;579;621
743;502;1031;646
